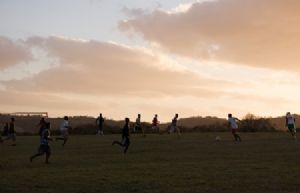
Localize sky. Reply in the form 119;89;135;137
1;0;300;121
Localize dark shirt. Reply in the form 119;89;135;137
122;123;129;138
40;129;50;145
152;118;158;126
96;117;104;127
2;124;8;136
172;118;177;126
9;122;15;134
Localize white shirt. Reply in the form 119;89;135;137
228;117;238;129
60;120;69;132
287;114;295;125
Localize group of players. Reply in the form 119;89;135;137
0;112;297;164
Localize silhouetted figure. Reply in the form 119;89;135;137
228;114;241;142
169;114;180;136
0;122;9;143
38;117;47;136
286;112;296;140
3;118;16;146
112;118;130;154
56;116;72;146
30;122;52;164
152;114;160;133
96;113;104;136
134;114;145;137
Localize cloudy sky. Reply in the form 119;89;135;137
1;0;300;121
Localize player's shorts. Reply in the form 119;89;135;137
170;125;177;133
231;129;238;134
121;137;130;146
288;124;296;133
98;125;103;131
38;144;51;154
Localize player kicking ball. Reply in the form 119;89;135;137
228;114;242;142
112;118;130;154
30;122;52;164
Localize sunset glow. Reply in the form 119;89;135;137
1;0;300;121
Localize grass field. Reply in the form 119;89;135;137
1;132;300;193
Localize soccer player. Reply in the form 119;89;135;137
169;114;180;136
3;118;17;146
96;113;105;135
37;117;47;136
286;112;296;139
228;114;241;142
55;116;72;146
135;114;145;137
152;114;160;133
0;122;8;143
112;117;130;154
30;122;52;164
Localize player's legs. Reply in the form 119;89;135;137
142;127;146;137
235;134;241;142
62;136;68;146
112;140;124;146
45;147;51;164
176;126;181;137
231;129;239;141
124;137;130;154
11;134;16;146
30;146;45;162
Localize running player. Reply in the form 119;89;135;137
30;122;52;164
152;114;160;133
37;117;47;136
0;122;8;143
112;117;130;154
55;116;72;146
135;114;145;137
169;114;180;136
228;114;241;142
3;118;17;146
286;112;296;139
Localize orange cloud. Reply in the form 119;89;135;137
0;36;32;69
119;0;300;70
4;36;227;97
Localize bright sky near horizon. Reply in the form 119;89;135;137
1;0;300;121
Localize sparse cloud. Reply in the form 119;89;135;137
119;0;300;70
0;36;32;69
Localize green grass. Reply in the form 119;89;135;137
1;132;300;193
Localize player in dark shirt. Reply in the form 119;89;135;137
112;118;130;154
30;122;52;164
38;117;47;136
0;122;9;143
3;118;16;146
96;113;105;135
169;114;180;136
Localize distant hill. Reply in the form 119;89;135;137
0;114;297;134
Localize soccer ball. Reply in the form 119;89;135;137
215;136;221;141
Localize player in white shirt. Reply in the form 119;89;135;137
55;116;72;146
135;114;145;137
286;112;296;139
228;114;241;142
